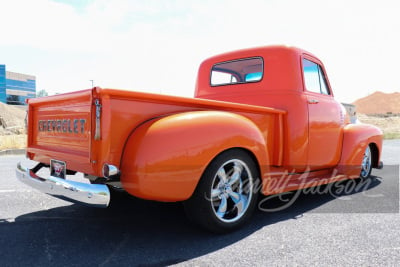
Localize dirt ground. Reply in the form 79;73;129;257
0;134;26;150
358;114;400;139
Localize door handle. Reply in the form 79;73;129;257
308;99;319;104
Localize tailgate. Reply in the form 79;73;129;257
27;89;94;172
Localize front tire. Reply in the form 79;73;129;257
360;145;372;179
184;149;259;233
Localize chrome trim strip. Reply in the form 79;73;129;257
94;99;102;140
16;162;110;208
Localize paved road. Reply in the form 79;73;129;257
0;140;399;266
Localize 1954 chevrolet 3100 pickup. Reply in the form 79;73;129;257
17;46;383;232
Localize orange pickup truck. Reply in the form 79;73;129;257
17;46;383;232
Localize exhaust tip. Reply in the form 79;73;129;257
102;164;119;179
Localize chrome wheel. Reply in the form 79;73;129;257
184;150;259;233
360;145;372;178
210;159;253;223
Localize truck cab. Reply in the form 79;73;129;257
196;46;349;171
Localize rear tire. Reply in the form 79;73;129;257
184;149;259;233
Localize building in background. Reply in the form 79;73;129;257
0;65;36;105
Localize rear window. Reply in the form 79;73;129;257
210;57;263;86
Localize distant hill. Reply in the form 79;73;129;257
352;91;400;115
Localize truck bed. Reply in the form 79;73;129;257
26;87;286;177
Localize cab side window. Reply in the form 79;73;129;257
302;58;330;95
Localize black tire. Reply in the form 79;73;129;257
184;149;259;233
360;145;372;179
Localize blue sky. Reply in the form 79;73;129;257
0;0;399;102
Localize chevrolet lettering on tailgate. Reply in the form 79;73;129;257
38;119;86;134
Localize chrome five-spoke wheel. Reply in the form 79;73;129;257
210;159;253;223
184;149;259;233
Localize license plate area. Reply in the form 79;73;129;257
50;159;66;179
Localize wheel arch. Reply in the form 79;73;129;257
204;147;263;182
119;110;269;201
338;123;383;177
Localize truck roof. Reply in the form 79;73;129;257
195;45;319;98
203;45;315;63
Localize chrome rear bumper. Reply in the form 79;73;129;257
16;162;110;208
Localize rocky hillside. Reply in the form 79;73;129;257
0;102;26;135
353;91;400;115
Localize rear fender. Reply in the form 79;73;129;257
337;123;383;177
120;111;268;201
